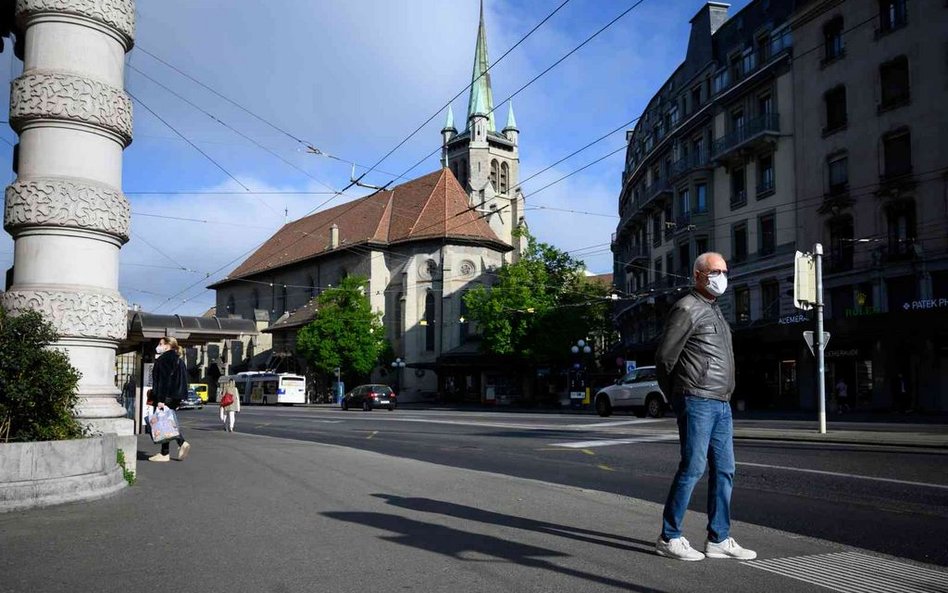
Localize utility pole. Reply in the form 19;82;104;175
814;243;826;434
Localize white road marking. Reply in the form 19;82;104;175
746;551;948;593
737;461;948;491
564;419;664;428
550;435;679;448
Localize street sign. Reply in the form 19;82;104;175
794;251;816;310
803;331;830;356
625;360;637;374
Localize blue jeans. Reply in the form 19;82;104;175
661;395;735;543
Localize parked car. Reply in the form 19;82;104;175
178;389;205;410
341;384;397;411
188;383;209;402
593;366;667;418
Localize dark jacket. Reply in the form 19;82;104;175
152;350;189;406
655;290;735;402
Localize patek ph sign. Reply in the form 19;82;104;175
903;298;948;311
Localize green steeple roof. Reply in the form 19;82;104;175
504;101;518;131
443;104;456;131
467;0;496;132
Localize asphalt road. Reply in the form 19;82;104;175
177;404;948;566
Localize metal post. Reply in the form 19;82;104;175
814;243;826;434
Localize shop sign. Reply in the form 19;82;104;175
845;306;880;318
826;349;859;358
902;298;948;311
779;313;810;325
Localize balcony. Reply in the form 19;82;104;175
712;113;780;163
623;245;650;269
641;178;671;210
674;212;694;235
819;183;853;214
670;150;711;180
711;30;792;96
877;167;915;198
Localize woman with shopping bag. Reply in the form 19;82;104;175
219;379;241;432
148;336;192;462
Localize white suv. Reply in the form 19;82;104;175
594;365;667;418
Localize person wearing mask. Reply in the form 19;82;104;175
218;379;241;432
148;336;192;462
653;252;756;562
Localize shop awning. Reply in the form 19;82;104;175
118;311;258;354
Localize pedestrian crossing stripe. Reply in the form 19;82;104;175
549;434;679;448
745;551;948;593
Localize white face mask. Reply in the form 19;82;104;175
156;344;168;355
706;274;728;297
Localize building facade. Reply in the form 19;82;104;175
612;0;948;411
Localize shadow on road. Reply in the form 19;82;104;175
322;511;668;593
372;494;654;553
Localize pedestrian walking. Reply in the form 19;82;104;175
835;378;850;413
148;336;192;462
219;379;240;432
653;252;756;562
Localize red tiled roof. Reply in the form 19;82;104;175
588;273;614;287
213;169;508;284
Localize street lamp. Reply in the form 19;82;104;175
569;339;592;409
391;357;406;395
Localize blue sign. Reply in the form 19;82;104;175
625;361;637;374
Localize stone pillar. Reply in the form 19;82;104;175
2;0;135;436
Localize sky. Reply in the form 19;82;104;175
0;0;752;315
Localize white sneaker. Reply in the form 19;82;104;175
148;453;170;463
656;536;705;561
705;537;757;560
177;441;191;461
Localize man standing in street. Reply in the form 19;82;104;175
654;252;756;562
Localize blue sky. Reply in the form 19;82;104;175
0;0;751;315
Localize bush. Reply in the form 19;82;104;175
0;306;84;442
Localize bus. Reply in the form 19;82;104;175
218;372;306;405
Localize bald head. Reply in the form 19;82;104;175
693;252;725;281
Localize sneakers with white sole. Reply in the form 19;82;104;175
705;537;757;560
655;536;705;561
148;453;170;463
177;441;191;461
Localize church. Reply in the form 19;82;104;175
208;4;526;402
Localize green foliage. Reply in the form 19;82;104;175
0;306;84;442
116;449;135;486
464;230;613;363
296;276;388;386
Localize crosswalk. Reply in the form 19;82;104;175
745;551;948;593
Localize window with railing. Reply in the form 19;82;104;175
886;202;916;260
757;153;775;197
679;188;691;217
652;214;662;247
823;17;845;63
695;183;708;213
691;85;702;113
878;0;907;35
829;216;854;272
761;280;780;321
735;286;751;323
712;69;729;95
880;56;910;110
824;86;847;134
828;154;849;195
759;213;776;256
882;130;912;180
732;222;748;263
731;167;747;208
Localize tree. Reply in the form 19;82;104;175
296;276;387;387
0;306;84;442
463;230;613;364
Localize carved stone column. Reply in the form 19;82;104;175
2;0;135;436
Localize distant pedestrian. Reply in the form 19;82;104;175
219;379;240;432
653;252;756;562
148;337;192;462
835;378;850;413
894;372;912;413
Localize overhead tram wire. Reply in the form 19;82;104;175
354;0;573;183
127;64;347;197
389;0;652;183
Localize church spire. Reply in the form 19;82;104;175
467;0;496;133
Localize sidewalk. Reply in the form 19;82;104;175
1;428;945;592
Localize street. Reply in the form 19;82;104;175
189;405;948;565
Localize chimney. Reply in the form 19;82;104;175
329;224;339;249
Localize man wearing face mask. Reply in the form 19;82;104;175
653;252;755;562
149;336;192;462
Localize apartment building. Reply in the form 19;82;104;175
791;0;948;411
612;0;948;411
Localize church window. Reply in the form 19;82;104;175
425;292;436;351
500;162;509;194
490;159;499;189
